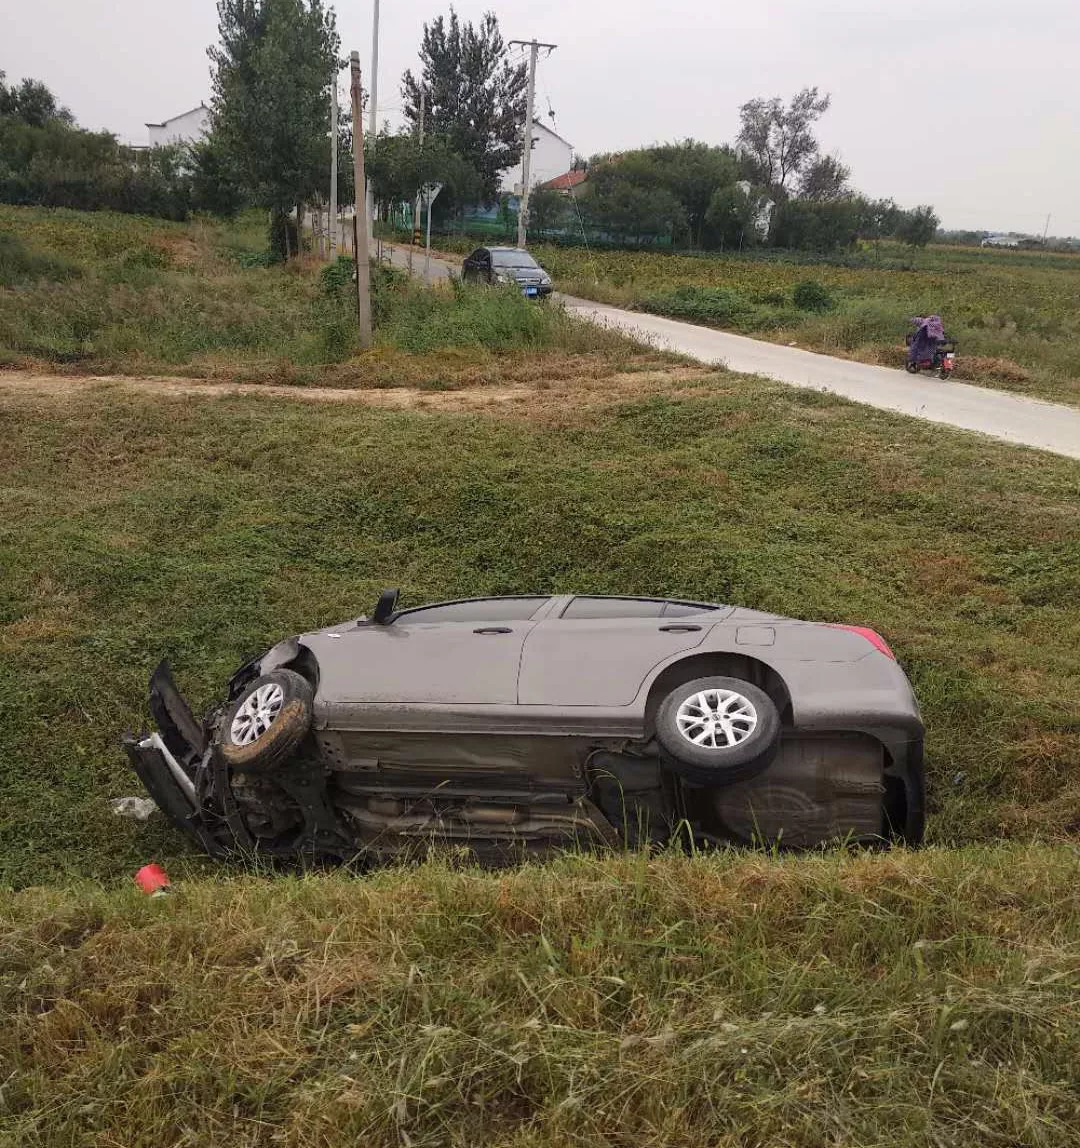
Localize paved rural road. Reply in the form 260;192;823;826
378;243;1080;461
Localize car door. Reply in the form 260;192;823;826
517;597;727;707
308;597;551;706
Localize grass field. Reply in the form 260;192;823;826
0;206;650;385
3;846;1079;1145
487;240;1080;406
2;207;1079;1144
1;371;1078;886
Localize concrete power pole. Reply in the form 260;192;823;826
350;51;373;347
413;89;425;247
509;39;556;249
366;0;380;243
329;74;338;257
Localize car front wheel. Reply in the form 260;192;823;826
655;676;780;786
219;669;314;772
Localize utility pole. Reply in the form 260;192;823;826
329;73;338;258
413;89;425;247
350;51;373;347
509;38;557;248
1042;213;1052;242
366;0;380;244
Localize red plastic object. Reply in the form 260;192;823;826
134;863;172;896
829;624;896;660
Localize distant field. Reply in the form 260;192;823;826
512;241;1080;405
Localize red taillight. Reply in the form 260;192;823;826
829;624;896;659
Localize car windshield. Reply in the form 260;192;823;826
491;250;539;270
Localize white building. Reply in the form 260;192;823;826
499;119;573;196
146;104;210;148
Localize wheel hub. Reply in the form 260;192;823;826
231;682;285;746
675;688;758;749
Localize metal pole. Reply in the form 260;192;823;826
509;39;556;249
366;0;380;243
329;74;338;257
350;51;373;347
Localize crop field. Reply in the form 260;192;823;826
527;241;1080;405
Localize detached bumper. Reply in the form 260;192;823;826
122;661;241;858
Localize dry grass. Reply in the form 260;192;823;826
3;845;1079;1146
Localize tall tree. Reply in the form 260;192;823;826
737;87;831;195
0;72;74;127
208;0;340;255
799;153;851;202
401;10;526;202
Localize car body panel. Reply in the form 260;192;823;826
124;593;927;860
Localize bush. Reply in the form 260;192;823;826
640;285;752;325
792;279;836;312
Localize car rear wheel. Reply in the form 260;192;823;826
219;669;313;772
656;676;780;786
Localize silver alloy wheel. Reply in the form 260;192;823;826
230;682;285;746
675;688;758;749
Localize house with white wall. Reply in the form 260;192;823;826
499;120;573;196
146;104;210;148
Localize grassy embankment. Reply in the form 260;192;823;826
2;846;1079;1145
1;206;1078;1145
431;235;1080;405
0;205;653;387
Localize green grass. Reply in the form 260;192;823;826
1;379;1078;886
3;845;1079;1145
533;242;1080;405
0;206;633;378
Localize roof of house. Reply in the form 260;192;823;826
146;103;209;129
542;169;588;192
531;118;573;149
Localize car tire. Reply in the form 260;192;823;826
219;669;313;772
655;676;781;787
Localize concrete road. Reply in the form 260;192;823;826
562;297;1080;461
363;237;1080;460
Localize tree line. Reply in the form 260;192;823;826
1;3;939;255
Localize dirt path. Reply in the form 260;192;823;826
0;367;717;414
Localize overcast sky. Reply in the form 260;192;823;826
3;0;1078;235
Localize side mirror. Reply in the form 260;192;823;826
372;588;400;624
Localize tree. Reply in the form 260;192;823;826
401;10;526;203
736;87;831;195
799;153;850;202
0;72;74;127
364;129;481;220
640;141;740;247
581;166;686;244
208;0;340;256
894;204;939;247
769;198;860;252
525;186;568;237
705;183;766;249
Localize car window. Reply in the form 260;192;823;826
394;597;549;624
491;250;539;270
560;597;720;619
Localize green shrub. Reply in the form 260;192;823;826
640;285;752;325
792;279;836;312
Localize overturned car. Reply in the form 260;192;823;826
124;590;925;863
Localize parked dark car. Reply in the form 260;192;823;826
124;590;925;865
462;246;553;298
